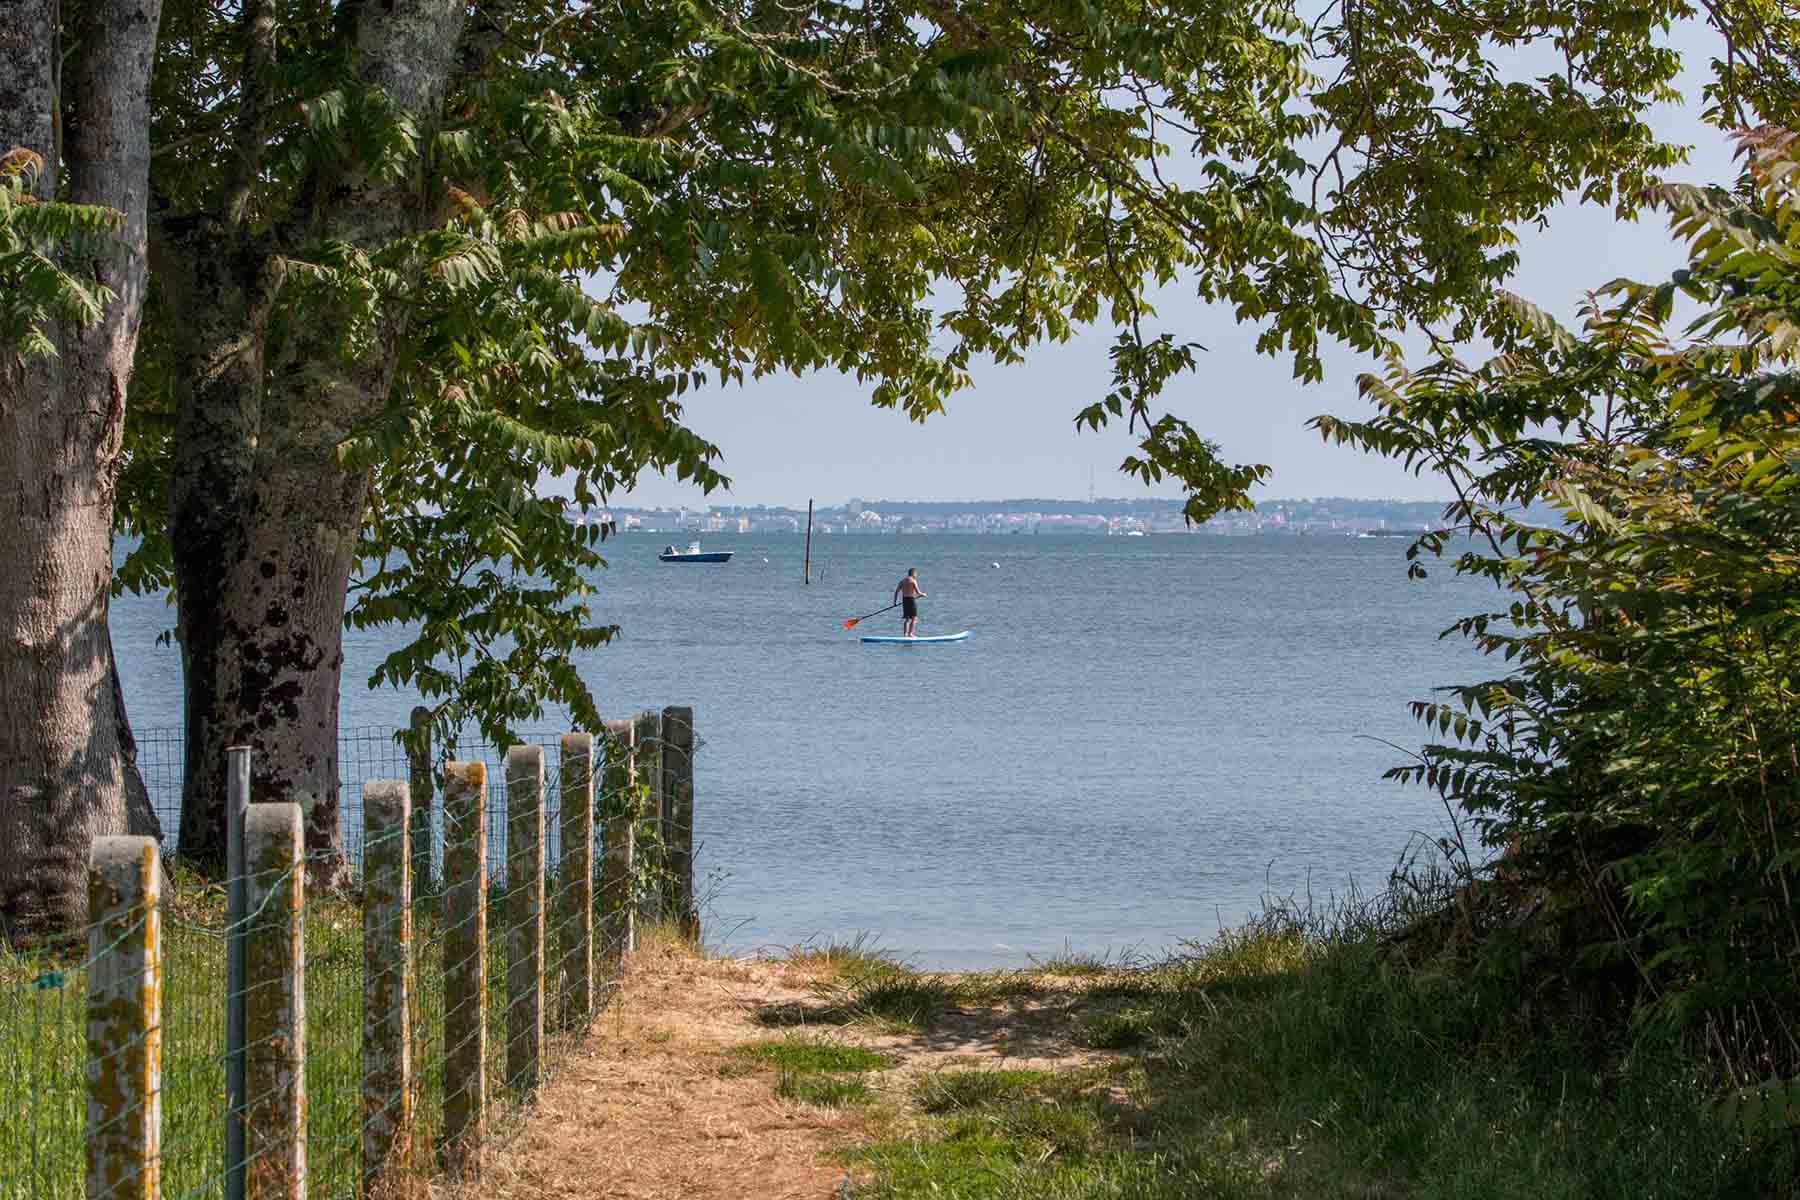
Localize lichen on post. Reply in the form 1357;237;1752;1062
632;710;664;923
557;732;595;1029
86;836;162;1200
505;744;545;1097
598;719;637;960
440;761;487;1177
361;780;413;1194
243;802;306;1200
660;706;697;941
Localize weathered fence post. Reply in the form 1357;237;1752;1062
86;836;161;1200
407;706;434;894
557;732;595;1028
660;706;697;940
506;745;545;1097
598;719;636;958
632;710;664;923
243;803;306;1200
440;762;487;1177
362;781;413;1194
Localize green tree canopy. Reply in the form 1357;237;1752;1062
92;0;1795;867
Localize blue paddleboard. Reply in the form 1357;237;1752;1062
859;631;972;645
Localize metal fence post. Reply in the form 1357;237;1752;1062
632;710;663;923
407;707;434;894
660;706;696;940
441;762;487;1177
86;836;162;1200
557;732;595;1029
224;746;250;1200
243;803;306;1200
361;781;413;1194
505;745;545;1097
598;719;636;959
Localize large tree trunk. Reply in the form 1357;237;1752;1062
172;351;374;890
0;0;165;941
165;227;273;872
168;0;469;883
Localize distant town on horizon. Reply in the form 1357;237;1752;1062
573;495;1492;537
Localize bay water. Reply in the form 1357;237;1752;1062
112;532;1498;969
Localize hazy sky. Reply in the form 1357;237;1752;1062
617;27;1740;510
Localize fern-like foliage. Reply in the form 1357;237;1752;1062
1315;129;1800;1073
0;150;124;356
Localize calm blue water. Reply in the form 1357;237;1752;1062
112;533;1498;968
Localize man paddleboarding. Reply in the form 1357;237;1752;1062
893;568;926;637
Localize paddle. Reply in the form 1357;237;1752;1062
842;602;900;630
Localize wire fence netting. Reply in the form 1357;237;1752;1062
2;718;695;1200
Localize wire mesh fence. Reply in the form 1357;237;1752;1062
1;708;698;1200
0;938;89;1200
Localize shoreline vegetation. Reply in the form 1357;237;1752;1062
783;896;1800;1199
470;882;1799;1200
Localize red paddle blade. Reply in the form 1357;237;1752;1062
842;617;860;629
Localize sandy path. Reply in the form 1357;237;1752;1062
441;937;1112;1200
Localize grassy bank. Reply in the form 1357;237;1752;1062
723;905;1800;1199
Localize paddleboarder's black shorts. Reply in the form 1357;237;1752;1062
902;596;918;619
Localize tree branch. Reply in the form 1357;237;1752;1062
223;0;278;230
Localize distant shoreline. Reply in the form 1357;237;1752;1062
574;496;1462;538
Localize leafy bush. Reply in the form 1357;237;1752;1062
1316;128;1800;1077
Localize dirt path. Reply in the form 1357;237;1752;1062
443;935;1111;1200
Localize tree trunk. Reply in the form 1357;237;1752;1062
165;225;273;872
168;227;398;890
167;0;471;883
0;0;165;942
174;434;369;891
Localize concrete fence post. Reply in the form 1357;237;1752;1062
598;719;636;958
660;706;696;940
557;733;595;1029
632;710;664;923
361;781;413;1194
440;762;487;1177
86;836;162;1200
243;803;306;1200
407;707;434;894
505;745;545;1097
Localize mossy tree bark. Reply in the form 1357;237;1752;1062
0;0;165;940
162;0;475;884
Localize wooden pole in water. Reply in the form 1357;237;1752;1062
804;499;813;585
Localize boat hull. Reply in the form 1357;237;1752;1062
659;552;733;563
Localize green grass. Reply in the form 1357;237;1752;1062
1026;947;1126;977
735;1037;895;1074
949;970;1056;1005
779;932;907;977
777;1070;878;1108
734;1034;895;1109
755;966;960;1032
836;974;956;1032
838;901;1800;1200
0;860;616;1200
915;1069;1059;1113
1069;1007;1153;1050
